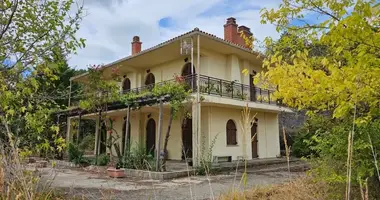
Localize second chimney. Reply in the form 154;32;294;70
132;36;142;55
238;26;253;48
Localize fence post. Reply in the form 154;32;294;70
268;90;271;104
231;82;234;98
241;84;244;100
260;88;262;103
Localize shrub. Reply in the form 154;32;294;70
292;115;332;158
123;143;155;170
67;142;84;165
97;153;110;166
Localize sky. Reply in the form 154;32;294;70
68;0;284;69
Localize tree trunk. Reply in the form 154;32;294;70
162;107;174;171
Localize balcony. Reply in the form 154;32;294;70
70;74;279;109
120;74;278;105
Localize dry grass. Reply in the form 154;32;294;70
219;176;330;200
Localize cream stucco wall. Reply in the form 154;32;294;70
204;106;280;161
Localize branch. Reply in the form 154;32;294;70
309;1;340;22
0;0;18;40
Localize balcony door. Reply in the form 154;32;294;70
250;72;257;101
122;78;131;93
145;73;155;86
181;63;196;90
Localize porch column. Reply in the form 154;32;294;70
66;117;72;144
94;117;100;155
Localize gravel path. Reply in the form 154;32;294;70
40;166;304;200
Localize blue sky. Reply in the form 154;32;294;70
69;0;284;69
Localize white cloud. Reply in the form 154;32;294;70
68;0;282;69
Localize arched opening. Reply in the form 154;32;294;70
122;78;131;93
146;118;156;156
181;62;196;76
251;118;258;158
181;118;193;160
181;63;196;90
122;121;131;155
145;73;155;86
226;119;237;145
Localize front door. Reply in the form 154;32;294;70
146;118;156;156
251;122;258;158
100;122;107;154
182;118;193;160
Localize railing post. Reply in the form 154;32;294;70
207;76;210;94
260;88;262;103
231;82;234;98
219;79;222;96
268;91;271;104
241;84;244;100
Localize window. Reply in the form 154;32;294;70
226;119;237;145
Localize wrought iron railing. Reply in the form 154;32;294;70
70;74;279;107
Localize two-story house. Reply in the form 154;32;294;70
66;17;291;165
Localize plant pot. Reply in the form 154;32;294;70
107;167;125;178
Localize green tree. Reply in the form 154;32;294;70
259;0;380;197
0;0;85;152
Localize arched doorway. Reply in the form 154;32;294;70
146;118;156;156
122;78;131;93
181;63;196;90
181;118;192;160
251;118;258;158
145;73;155;86
122;121;131;155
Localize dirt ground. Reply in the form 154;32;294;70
39;166;304;200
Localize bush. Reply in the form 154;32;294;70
292;115;332;158
123;143;155;170
97;153;110;166
67;142;84;165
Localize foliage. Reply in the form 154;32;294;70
196;133;219;175
259;0;380;121
97;153;110;166
292;114;333;158
257;0;380;196
67;142;84;165
78;65;121;110
0;0;84;155
123;142;155;170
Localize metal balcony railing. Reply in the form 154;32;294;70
70;74;279;107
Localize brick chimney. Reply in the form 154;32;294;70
132;36;142;55
238;26;253;48
224;17;238;44
224;17;253;48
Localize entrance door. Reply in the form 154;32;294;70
250;73;256;101
181;118;193;160
100;122;107;154
146;118;156;156
251;121;258;158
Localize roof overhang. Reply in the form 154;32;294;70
71;29;264;83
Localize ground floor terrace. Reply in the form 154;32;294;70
66;101;284;165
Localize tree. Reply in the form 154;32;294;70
0;0;85;151
259;0;380;198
